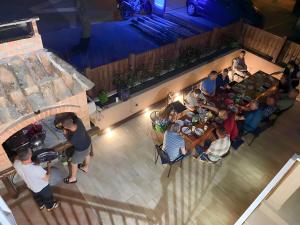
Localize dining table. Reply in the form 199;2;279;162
154;71;279;152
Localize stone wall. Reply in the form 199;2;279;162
0;91;90;171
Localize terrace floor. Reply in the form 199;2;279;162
2;102;300;225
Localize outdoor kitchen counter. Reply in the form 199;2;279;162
0;126;100;199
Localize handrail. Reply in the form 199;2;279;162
234;153;300;225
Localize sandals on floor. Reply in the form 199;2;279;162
64;177;77;184
78;164;88;173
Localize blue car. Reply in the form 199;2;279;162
186;0;263;26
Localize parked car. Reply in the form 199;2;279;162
186;0;263;27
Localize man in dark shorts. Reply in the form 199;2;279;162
62;116;91;184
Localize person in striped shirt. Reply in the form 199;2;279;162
162;123;187;161
195;127;231;162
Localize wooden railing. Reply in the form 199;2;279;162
85;21;300;98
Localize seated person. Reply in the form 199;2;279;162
185;88;206;112
200;71;218;96
277;89;299;112
239;100;263;133
216;69;230;89
200;104;239;141
162;123;187;161
232;50;249;80
278;76;290;93
155;105;176;132
262;96;277;119
195;127;231;162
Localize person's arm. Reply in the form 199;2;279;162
199;103;219;113
42;162;51;182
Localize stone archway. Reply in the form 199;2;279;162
0;105;81;171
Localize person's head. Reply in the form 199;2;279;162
17;148;32;162
62;118;77;131
266;96;276;106
169;123;181;133
222;68;229;77
218;110;228;120
249;100;259;110
160;104;175;120
239;50;246;59
193;89;202;98
216;127;226;138
288;89;299;99
209;71;218;80
287;60;296;69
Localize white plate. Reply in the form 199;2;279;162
175;120;184;127
184;119;192;126
186;112;195;118
181;127;191;135
195;128;204;136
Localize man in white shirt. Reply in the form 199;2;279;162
13;148;59;211
232;50;250;81
195;127;231;162
185;89;206;112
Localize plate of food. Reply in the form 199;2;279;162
244;95;252;102
184;119;192;126
175;120;184;127
186;111;195;118
195;128;204;136
228;92;235;99
181;127;191;135
257;86;266;92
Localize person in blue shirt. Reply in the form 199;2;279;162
216;69;230;90
200;71;218;96
239;100;263;133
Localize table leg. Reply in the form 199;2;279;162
2;176;18;199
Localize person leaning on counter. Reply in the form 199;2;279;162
13;148;59;211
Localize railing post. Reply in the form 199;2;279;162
175;38;182;59
273;36;287;63
209;28;219;49
129;53;136;71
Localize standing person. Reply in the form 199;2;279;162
216;69;230;90
13;148;59;211
200;71;218;96
63;116;91;184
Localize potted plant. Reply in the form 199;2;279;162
98;90;108;106
113;73;130;101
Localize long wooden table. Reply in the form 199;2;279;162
179;115;215;150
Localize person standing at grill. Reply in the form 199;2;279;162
63;116;91;184
13;148;59;211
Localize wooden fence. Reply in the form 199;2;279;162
85;21;300;98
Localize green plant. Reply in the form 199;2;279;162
98;90;108;105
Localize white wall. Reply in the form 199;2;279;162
95;49;283;130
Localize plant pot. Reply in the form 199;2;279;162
118;87;130;101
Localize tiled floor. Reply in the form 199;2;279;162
3;102;300;225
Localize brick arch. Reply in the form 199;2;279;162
0;105;81;145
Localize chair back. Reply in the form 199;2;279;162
155;145;170;164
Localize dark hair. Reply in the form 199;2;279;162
216;126;226;136
17;148;31;161
241;50;246;54
223;68;229;73
210;70;218;75
194;89;202;95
